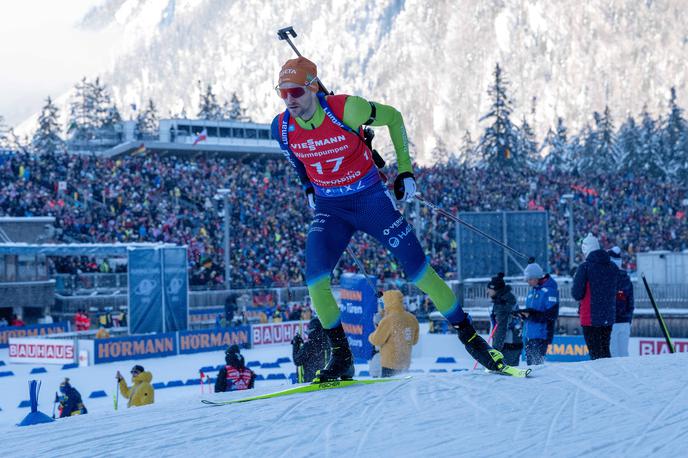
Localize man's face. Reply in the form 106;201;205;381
278;82;317;119
527;278;539;287
486;288;496;298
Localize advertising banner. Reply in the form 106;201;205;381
544;335;589;362
128;247;163;334
94;333;177;364
538;336;688;362
179;326;251;354
339;273;377;363
637;338;688;355
189;307;224;325
0;322;70;348
162;246;189;332
252;321;308;346
9;337;75;364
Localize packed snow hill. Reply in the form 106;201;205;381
1;343;686;457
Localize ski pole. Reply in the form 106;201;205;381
642;274;674;353
114;380;119;411
472;324;498;370
346;246;383;298
52;392;59;419
414;193;534;262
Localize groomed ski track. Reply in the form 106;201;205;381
4;353;687;457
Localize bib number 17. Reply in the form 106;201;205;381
311;156;344;175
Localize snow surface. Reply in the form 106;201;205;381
2;329;687;457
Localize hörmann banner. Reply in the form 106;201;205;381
94;333;177;364
0;322;70;348
179;327;251;354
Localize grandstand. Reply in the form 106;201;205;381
0;218;56;323
101;118;280;158
1;116;687;333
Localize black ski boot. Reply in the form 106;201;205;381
454;319;506;372
314;324;355;382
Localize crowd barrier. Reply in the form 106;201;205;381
543;335;688;362
88;326;252;364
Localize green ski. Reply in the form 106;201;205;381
496;366;532;378
201;377;410;406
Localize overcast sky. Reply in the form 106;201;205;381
0;0;119;127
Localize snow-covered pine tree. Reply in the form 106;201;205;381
580;107;620;174
568;123;592;174
459;130;476;165
197;82;222;120
617;115;641;176
136;99;159;139
225;92;248;121
517;115;539;169
431;138;452;164
106;105;122;127
477;64;519;167
91;77;112;129
32;97;66;156
542;117;569;171
661;87;688;180
68;77;98;143
636;107;664;178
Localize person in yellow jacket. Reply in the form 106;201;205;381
368;290;419;377
116;365;154;407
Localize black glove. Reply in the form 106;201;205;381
393;172;417;201
291;333;303;347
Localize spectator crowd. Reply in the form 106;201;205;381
0;150;686;289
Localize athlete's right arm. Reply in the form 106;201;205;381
272;115;311;189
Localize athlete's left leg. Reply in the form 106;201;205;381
357;187;506;371
355;187;466;324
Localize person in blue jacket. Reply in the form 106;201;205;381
57;378;87;418
571;233;618;360
608;246;634;357
520;262;559;366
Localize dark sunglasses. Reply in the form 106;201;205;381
130;370;140;375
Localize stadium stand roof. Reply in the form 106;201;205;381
0;243;179;256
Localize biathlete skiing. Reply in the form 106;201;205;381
271;56;528;380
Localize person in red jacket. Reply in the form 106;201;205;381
11;314;26;327
74;309;90;331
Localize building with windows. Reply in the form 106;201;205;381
104;118;280;158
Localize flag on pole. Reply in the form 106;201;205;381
193;128;208;146
133;143;146;155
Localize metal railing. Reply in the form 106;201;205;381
49;272;688;322
54;273;128;294
460;277;688;309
